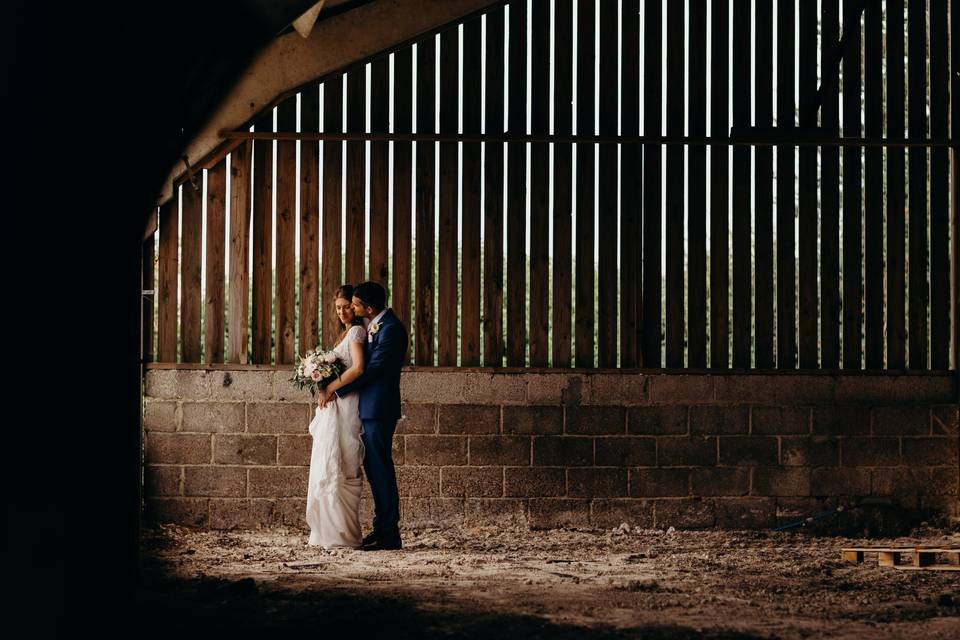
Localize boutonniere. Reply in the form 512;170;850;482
369;321;381;335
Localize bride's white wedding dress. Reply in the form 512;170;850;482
305;323;366;549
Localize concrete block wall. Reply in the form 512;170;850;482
142;368;959;531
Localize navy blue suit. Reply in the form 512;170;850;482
334;308;407;540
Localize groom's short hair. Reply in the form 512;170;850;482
353;281;386;311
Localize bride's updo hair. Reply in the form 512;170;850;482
333;284;363;345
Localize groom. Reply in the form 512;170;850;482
319;281;407;551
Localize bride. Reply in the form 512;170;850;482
305;284;367;549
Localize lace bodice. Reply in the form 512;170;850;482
332;324;366;368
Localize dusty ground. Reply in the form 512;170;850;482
137;523;960;639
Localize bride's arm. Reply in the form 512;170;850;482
324;339;365;394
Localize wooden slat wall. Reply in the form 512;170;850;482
886;0;906;370
506;0;526;367
438;27;459;366
204;160;227;364
529;0;550;367
598;0;618;368
483;7;505;368
321;77;343;350
142;231;156;363
620;0;641;368
300;87;320;356
150;0;955;376
180;182;202;363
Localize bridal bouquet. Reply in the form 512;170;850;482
290;347;346;397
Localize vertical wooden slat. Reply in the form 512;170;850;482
929;0;950;370
461;17;482;366
820;0;841;370
142;231;156;363
275;97;297;365
797;0;817;369
346;67;366;285
907;0;928;369
776;0;795;370
180;182;202;363
393;48;413;364
710;0;729;370
204;160;227;364
415;35;436;365
370;58;390;288
554;1;573;368
886;0;906;369
642;0;661;368
300;86;321;355
228;142;251;364
731;0;750;368
438;27;459;367
506;0;527;367
597;0;617;368
574;0;595;369
483;8;505;367
157;200;178;362
841;0;863;369
529;0;550;367
753;0;774;369
863;1;883;370
251;111;274;363
620;0;641;368
322;77;343;349
665;0;685;368
686;0;706;369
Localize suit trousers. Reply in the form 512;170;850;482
360;417;401;539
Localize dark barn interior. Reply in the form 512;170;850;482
4;0;958;638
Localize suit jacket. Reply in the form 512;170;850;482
334;308;408;421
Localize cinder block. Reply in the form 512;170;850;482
840;437;901;466
468;436;531;466
524;373;580;405
272;370;313;402
780;436;839;467
438;404;500;434
465;498;528;526
144;497;208;527
750;405;810;435
502;406;563;434
869;468;957;497
872;406;931;436
565;405;626;435
184;465;247;497
396;466;440;496
653;498;716;528
404;435;468;466
714;497;776;528
714;375;833;403
144;400;178;432
648;375;715;403
689;467;749;496
528;498;590;529
718;437;778;466
277;435;311;466
208;498;279;529
246;402;310;434
627;405;689;435
144;465;181;496
811;467;870;496
396;403;437;434
690;405;749;435
144;370;178;399
629;468;689;497
207;370;274;401
504;467;566;497
145;433;211;464
248;467;307;497
590;498;654;528
181;402;244;433
463;372;526;404
752;467;811;497
440;466;503;497
812;406;871;435
588;373;648;405
403;497;466;527
434;372;469;404
901;437;959;466
932;405;959;435
213;434;277;465
567;468;628;498
595;437;656;467
834;375;954;405
657;437;717;466
276;498;307;528
532;436;593;466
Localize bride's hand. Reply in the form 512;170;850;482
317;388;335;409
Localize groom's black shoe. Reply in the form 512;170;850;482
362;533;402;551
361;530;379;546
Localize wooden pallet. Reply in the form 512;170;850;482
841;546;960;571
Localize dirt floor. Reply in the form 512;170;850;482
137;522;960;639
